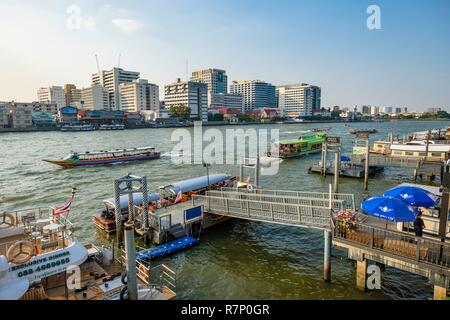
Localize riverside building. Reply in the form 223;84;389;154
276;83;321;118
191;68;228;94
229;80;276;111
119;79;160;113
37;86;65;109
92;67;140;111
164;78;208;122
80;85;110;111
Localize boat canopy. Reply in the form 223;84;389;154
278;134;325;146
103;193;161;209
161;174;231;195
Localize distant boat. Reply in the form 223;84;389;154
61;124;94;132
99;124;125;131
43;146;161;167
348;128;378;135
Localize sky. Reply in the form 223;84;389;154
0;0;449;111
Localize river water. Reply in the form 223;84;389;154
1;120;448;300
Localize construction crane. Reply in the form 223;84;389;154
95;54;103;84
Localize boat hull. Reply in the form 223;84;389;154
44;153;161;167
269;148;322;159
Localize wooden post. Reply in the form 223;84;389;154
425;130;431;161
356;259;368;291
434;285;448;300
324;230;332;282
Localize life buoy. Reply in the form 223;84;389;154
247;185;254;192
0;213;15;229
6;240;34;264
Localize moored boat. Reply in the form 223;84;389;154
43;146;161;167
93;173;237;233
99;124;125;131
267;132;327;159
61;124;94;132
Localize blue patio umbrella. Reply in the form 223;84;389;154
384;185;439;208
361;196;418;222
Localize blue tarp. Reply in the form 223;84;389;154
136;236;199;261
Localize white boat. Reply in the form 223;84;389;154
0;207;88;300
99;124;125;131
61;124;94;132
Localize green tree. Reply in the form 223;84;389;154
169;104;191;120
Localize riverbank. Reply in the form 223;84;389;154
1;118;448;133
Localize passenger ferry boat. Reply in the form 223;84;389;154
43;146;161;167
267;132;326;159
93;174;236;233
60;124;94;132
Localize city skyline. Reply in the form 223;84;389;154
0;0;449;111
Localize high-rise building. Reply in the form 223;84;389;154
370;106;379;115
229;80;276;111
37;86;65;109
164;78;208;122
119;79;160;113
0;102;7;128
80;85;110;111
64;84;82;107
208;93;244;111
426;107;442;114
356;105;371;115
191;68;228;94
276;84;321;117
92;67;140;110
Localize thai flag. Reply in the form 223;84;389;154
175;189;183;203
53;192;75;216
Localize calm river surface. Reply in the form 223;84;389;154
1;120;448;300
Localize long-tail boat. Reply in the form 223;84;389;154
43;146;161;167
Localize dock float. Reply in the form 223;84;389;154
136;236;199;261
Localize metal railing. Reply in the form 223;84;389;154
334;220;450;270
1;207;74;230
120;247;177;298
219;187;355;210
351;154;425;168
193;194;332;230
207;190;346;212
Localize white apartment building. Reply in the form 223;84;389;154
229;80;277;111
119;79;160;113
276;84;321;117
92;68;140;111
370;106;379;115
208;92;244;110
164;78;208;122
191;68;228;94
80;85;110;110
37;86;65;109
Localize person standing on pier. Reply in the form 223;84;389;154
414;210;426;237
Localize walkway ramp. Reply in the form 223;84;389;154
191;188;352;230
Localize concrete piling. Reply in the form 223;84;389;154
124;222;138;300
324;230;332;282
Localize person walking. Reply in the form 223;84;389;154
414;210;426;237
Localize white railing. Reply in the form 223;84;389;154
219;187;355;210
